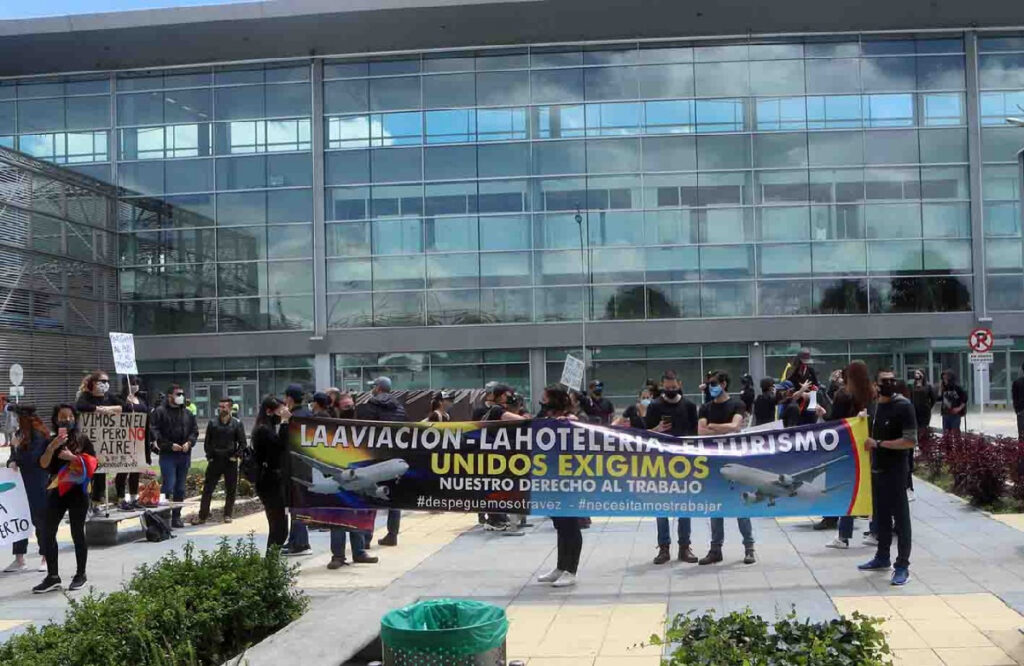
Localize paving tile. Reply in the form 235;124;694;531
933;646;1016;665
832;595;897;618
594;657;661;666
891;648;944;665
598;603;665;656
881;619;929;650
0;619;27;632
526;659;595;666
888;595;961;620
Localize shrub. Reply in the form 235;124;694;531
916;427;946;480
183;471;254;499
648;608;891;666
1000;437;1024;502
944;431;1008;506
0;537;307;666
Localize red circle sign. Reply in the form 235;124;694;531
969;327;994;353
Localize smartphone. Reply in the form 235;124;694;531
660;415;672;424
58;427;68;439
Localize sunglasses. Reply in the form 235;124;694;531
173;392;184;397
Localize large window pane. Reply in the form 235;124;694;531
868;240;923;272
645;246;699;281
427;289;481;325
812;240;867;274
695;62;749;97
481;215;530;250
423;73;475;108
532;69;584;104
328;293;372;328
370;77;421;111
749;60;805;96
697;134;751;170
808;131;863;166
806;59;861;94
647;283;700;319
480;251;532;286
326;221;371;256
814;278;868;314
586;138;640;173
585;67;638;100
373;291;425;326
636;64;694;99
700;245;754;278
476;71;529;106
427;253;479;288
701;282;754;316
758;207;810;241
642;136;696;172
758;280;812;315
753;132;807;168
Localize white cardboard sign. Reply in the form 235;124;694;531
109;332;138;376
0;468;32;547
559;354;585;392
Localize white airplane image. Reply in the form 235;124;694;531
292;454;409;500
720;455;850;507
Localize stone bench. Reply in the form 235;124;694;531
85;504;178;546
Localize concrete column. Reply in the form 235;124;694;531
748;342;765;380
965;31;988;322
314;352;332;390
528;348;547;411
311;60;328;337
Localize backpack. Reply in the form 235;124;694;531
240;446;261;485
143;510;174;543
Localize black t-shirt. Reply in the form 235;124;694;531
644;397;698;436
698;397;746;426
752;394;776;426
472;404;491;421
482;405;505;422
622;404;646;429
940;385;967;416
870;396;918;472
740;387;755;413
583;396;615;425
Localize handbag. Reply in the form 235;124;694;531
143;510;174;542
240;446;262;485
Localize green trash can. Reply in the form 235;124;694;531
380;598;509;666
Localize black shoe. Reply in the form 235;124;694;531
119;500;134;511
326;557;347;570
378;533;398;547
679;545;698;563
353;553;379;564
69;574;87;591
32;575;61;594
743;548;757;565
171;517;185;529
813;518;838;531
699;548;723;566
653;545;670;565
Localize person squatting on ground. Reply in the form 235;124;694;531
4;406;51;574
857;368;917;586
75;370;121;515
698;371;756;565
150;384;198;528
644;370;698;565
536;384;583;588
192;397;247;526
33;404;97;594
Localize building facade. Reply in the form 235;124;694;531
2;3;1024;420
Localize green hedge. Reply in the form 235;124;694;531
649;608;891;666
0;537;308;666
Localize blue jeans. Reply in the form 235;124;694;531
159;453;190;502
330;528;366;559
942;414;962;431
710;518;754;548
656;517;692;546
287;514;310;550
838;516;855;540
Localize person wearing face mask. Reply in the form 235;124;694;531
858;368;917;586
644;370;698;565
150;384;199;528
698;371;755;565
939;369;967;434
4;406;51;575
752;378;777;426
252;395;291;553
191;397;247;526
33;404;97;593
75;370;123;515
582;380;615;425
427;391;454;422
613;387;653;429
116;375;151;510
357;377;408;547
739;374;756;415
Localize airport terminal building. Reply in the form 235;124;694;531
2;0;1024;418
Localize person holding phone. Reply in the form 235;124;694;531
644;370;699;565
75;370;122;515
33;404;97;593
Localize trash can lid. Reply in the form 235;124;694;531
380;598;509;655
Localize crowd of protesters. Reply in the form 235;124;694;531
1;349;968;593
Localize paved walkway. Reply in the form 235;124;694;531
5;480;1024;665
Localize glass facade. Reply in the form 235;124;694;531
334;350;531;399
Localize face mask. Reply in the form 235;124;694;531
174;394;185;406
709;385;723;399
640;398;652;407
592;388;603;396
58;420;76;431
130;384;140;394
338;408;355;419
97;381;110;393
662;389;681;402
878;381;896;398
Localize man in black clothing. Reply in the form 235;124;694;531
646;370;699;565
698;371;755;565
192;397;246;526
151;385;199;528
583;380;615;425
910;369;935;432
752;378;777;426
858;368;917;586
1012;363;1024;440
282;384;313;556
357;377;407;546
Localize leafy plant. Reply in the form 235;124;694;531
0;537;306;666
646;608;891;666
999;437;1024;502
915;427;946;481
944;431;1008;506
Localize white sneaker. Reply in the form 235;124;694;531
907;490;916;502
826;537;850;549
37;558;47;573
537;568;563;583
863;534;879;547
3;559;27;573
552;572;577;588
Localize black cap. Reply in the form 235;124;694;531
284;384;305;402
312;392;331;408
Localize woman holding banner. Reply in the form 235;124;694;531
536;385;583;588
116;375;151;509
75;370;122;516
252;395;291;553
3;406;51;574
824;361;875;550
33;404;97;593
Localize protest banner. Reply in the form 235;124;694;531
287;416;872;520
78;411;149;472
0;468;32;547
